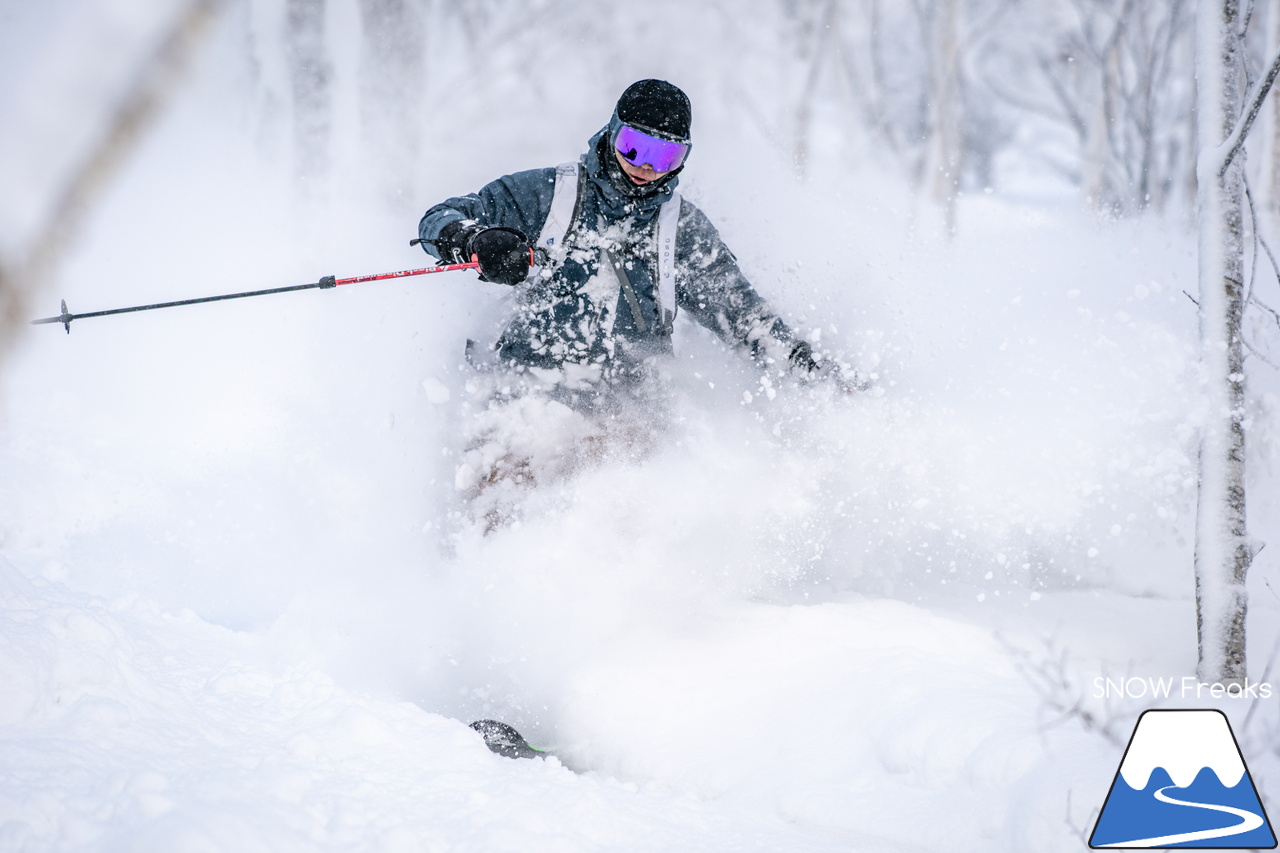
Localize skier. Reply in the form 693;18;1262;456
417;79;858;524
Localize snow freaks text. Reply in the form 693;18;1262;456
1093;677;1275;701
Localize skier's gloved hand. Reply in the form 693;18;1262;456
433;222;532;285
788;340;872;394
788;340;820;375
469;227;532;285
434;219;483;264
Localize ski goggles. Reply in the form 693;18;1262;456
613;124;689;173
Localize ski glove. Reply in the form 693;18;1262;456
789;340;870;394
436;220;531;286
788;340;820;374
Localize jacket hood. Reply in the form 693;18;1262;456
582;124;680;218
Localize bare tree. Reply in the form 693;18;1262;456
790;0;837;181
923;0;964;233
1193;0;1280;684
980;0;1193;214
286;0;332;186
807;0;1018;223
359;0;426;205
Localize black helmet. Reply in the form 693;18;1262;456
600;79;692;199
614;79;691;143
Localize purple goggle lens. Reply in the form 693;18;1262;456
614;124;689;173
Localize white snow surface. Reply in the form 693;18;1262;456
4;3;1280;852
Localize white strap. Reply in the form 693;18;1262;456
656;193;681;330
532;162;580;280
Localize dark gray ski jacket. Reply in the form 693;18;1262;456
418;127;798;380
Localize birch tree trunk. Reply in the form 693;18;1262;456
1194;0;1251;685
793;0;834;182
287;0;331;186
359;0;425;204
925;0;962;234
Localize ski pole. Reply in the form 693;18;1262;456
30;257;491;333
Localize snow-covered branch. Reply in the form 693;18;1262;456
1217;44;1280;177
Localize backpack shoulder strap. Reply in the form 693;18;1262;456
532;162;581;279
655;192;681;332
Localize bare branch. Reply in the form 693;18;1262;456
1219;44;1280;177
986;75;1081;131
1246;178;1263;303
1241;140;1280;364
2;0;227;352
1250;293;1280;328
1147;0;1190;114
1035;54;1091;140
1242;332;1280;370
793;0;838;180
833;23;900;153
960;0;1017;48
1000;633;1130;749
1065;789;1099;847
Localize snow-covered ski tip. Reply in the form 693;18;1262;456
471;719;548;760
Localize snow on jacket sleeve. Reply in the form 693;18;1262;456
417;168;557;260
675;201;797;367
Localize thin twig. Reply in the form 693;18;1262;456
1035;54;1090;140
1242;178;1280;367
1246;179;1262;304
1000;633;1129;749
1066;788;1099;846
1242;333;1280;370
1250;292;1280;327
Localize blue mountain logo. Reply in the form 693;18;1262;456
1090;709;1276;848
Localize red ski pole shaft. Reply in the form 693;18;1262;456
331;258;480;286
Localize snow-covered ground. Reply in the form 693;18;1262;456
4;2;1280;851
